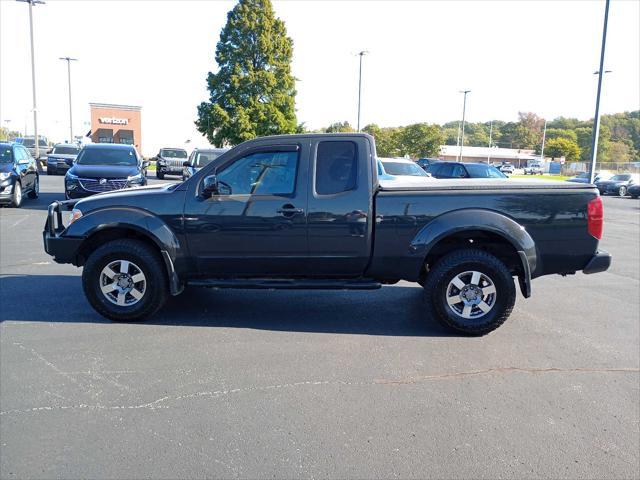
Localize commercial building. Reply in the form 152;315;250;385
439;145;540;167
88;103;142;151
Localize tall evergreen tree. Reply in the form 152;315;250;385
196;0;297;146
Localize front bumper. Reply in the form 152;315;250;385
583;251;611;274
157;164;183;174
43;201;84;264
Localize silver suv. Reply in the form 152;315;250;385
155;148;188;179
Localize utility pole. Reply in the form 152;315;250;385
589;0;610;184
59;57;78;143
540;119;547;162
458;90;471;162
487;120;493;164
17;0;45;171
356;51;368;132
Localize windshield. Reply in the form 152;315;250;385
610;174;631;181
76;147;137;166
382;161;427;176
19;138;47;147
53;146;80;155
465;164;507;178
0;147;13;163
160;149;187;159
194;151;224;168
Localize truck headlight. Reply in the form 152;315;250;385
68;208;82;225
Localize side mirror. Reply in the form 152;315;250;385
142;160;150;168
202;175;219;197
183;161;191;168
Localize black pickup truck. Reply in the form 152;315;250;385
43;134;610;335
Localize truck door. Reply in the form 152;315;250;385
306;137;374;276
183;143;310;277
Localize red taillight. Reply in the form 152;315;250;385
588;196;604;240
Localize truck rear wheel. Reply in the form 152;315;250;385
82;239;168;322
423;248;516;335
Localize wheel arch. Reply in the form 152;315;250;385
411;209;537;297
67;207;183;295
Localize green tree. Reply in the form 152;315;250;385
513;112;544;149
362;124;402;157
195;0;297;146
325;121;355;133
0;127;21;141
399;123;443;158
545;137;580;161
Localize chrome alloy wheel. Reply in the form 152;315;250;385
100;260;146;306
446;270;497;320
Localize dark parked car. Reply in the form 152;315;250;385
155;148;188;179
595;173;639;197
46;143;81;175
0;142;39;207
430;162;507;179
44;133;609;335
64;144;148;199
182;148;229;181
416;158;441;172
566;172;613;184
627;184;640;199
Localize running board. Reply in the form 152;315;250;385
188;278;382;290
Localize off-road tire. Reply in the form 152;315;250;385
27;176;39;199
82;239;168;322
47;166;56;176
423;248;516;335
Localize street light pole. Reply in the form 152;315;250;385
540;119;547;162
356;51;368;132
458;90;471;162
487;120;493;164
17;0;45;171
589;0;610;184
59;57;78;143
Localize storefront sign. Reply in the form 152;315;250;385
99;117;129;125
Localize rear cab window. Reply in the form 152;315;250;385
315;141;358;195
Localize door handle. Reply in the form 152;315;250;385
277;204;304;217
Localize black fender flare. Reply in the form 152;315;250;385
409;209;537;297
65;206;183;295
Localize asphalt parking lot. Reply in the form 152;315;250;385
1;174;639;479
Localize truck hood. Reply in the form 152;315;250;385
74;183;178;210
0;162;14;174
69;164;140;179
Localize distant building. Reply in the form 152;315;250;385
439;145;540;167
88;103;142;152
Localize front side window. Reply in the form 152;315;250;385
611;174;631;181
315;141;357;195
216;150;298;195
452;165;467;178
76;147;137;166
435;164;454;177
465;164;507;178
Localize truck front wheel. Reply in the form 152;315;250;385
82;239;168;322
423;249;516;335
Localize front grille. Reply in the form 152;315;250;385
79;178;128;193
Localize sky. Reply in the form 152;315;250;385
1;0;639;156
